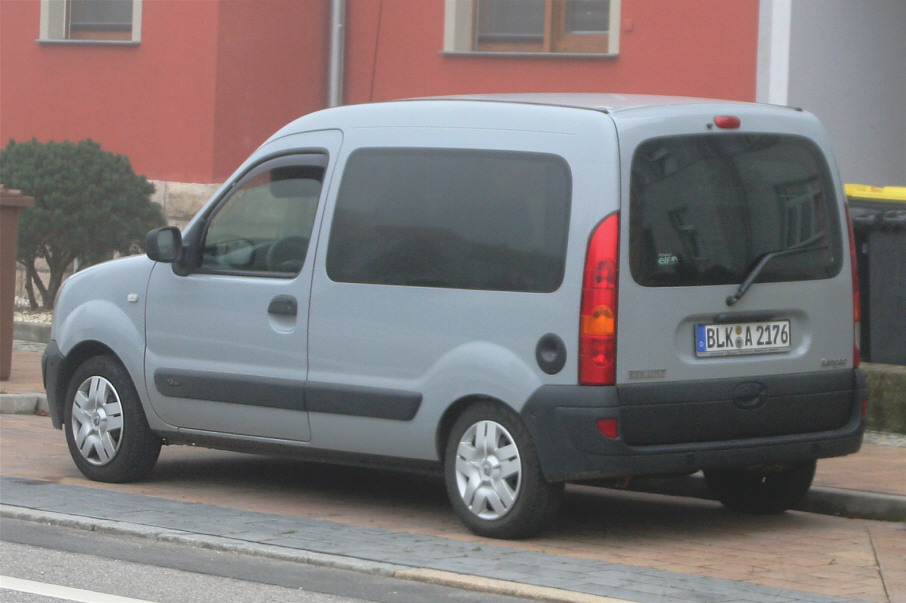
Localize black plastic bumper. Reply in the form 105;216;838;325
521;369;867;483
41;340;65;429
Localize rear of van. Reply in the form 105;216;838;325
544;98;865;514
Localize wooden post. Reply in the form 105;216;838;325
0;186;35;380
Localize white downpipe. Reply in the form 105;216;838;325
328;0;346;107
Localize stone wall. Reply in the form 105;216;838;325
149;180;221;230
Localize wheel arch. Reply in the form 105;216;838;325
436;394;518;464
49;341;121;429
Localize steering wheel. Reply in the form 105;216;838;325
266;236;309;273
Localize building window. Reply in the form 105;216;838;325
445;0;619;55
40;0;142;43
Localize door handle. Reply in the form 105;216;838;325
268;295;297;317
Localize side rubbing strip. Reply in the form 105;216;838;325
306;382;422;421
154;370;306;411
153;371;422;420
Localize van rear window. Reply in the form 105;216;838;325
327;148;571;292
629;134;842;287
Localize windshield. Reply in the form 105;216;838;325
629;133;842;287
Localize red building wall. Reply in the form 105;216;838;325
1;0;758;184
344;0;759;104
1;1;217;182
212;1;329;180
0;0;327;183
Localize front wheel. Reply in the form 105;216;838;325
64;355;162;483
444;401;563;539
704;460;816;514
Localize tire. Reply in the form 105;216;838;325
63;355;162;483
444;401;563;539
704;460;817;515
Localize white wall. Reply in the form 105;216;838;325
758;0;906;186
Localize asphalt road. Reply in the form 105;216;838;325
0;518;527;603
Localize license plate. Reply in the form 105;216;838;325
695;320;791;357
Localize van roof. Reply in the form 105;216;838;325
266;93;810;145
420;93;738;113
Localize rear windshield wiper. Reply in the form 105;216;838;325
726;234;829;306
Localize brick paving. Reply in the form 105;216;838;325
0;346;43;395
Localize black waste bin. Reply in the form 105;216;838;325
847;185;906;366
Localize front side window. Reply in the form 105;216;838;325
445;0;619;55
40;0;141;43
201;156;325;277
327;148;571;292
629;134;842;287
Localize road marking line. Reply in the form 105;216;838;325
0;575;157;603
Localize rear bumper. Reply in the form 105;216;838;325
522;369;867;483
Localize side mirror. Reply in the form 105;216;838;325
146;226;182;263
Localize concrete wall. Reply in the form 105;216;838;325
787;0;906;186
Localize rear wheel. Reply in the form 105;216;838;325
64;355;161;483
444;401;563;539
704;460;816;514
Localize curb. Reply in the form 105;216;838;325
0;393;48;415
799;487;906;522
12;321;51;344
1;505;623;603
627;475;906;523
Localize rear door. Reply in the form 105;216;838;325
614;107;855;445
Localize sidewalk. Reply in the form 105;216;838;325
3;342;904;517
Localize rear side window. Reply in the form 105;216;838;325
327;148;571;292
629;134;842;287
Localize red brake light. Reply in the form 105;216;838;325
580;213;619;385
845;204;861;367
713;115;741;129
597;418;619;439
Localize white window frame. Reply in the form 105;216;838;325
444;0;620;56
39;0;142;44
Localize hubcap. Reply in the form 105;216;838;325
70;375;124;466
454;420;521;520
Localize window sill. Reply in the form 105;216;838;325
441;50;617;59
37;39;139;46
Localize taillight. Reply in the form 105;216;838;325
580;213;619;385
845;204;861;367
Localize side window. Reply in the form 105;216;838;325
327;148;571;292
201;155;325;277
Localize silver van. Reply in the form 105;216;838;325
43;94;866;538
